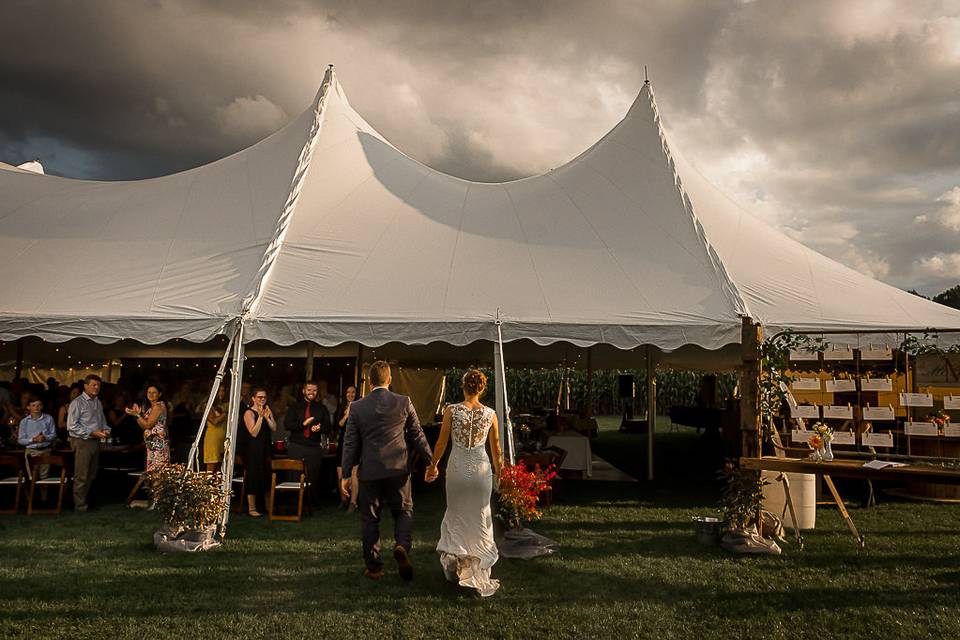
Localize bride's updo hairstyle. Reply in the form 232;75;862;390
461;369;487;398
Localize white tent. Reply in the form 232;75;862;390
2;66;958;349
3;66;960;517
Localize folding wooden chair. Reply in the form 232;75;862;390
0;453;25;514
269;458;307;522
26;453;70;515
126;471;148;505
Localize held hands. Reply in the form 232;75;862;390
339;477;352;499
425;464;440;483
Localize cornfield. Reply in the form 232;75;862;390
445;368;737;415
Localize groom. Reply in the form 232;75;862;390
341;360;433;581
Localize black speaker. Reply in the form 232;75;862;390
617;374;635;399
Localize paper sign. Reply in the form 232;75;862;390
790;350;819;361
860;346;893;360
904;421;939;436
791;430;812;444
862;432;894;447
860;378;893;392
790;405;820;419
862;406;895;421
822;405;854;420
899;393;933;407
944;396;960;410
825;379;856;393
862;459;905;469
831;431;856;445
823;346;854;361
791;377;822;391
944;424;960;438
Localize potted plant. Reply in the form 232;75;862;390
147;464;230;552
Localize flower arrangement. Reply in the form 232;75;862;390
496;463;556;530
146;464;230;536
811;421;833;443
930;410;951;429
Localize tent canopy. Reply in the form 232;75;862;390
2;66;959;351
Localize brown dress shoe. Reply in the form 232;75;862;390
394;544;414;581
363;568;385;580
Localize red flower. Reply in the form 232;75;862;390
497;463;556;528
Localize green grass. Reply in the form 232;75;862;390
2;419;960;639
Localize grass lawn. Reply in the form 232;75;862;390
2;418;959;639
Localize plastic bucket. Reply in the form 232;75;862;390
761;470;816;530
692;516;722;545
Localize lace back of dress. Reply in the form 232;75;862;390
451;404;492;449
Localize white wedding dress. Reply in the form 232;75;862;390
436;403;500;597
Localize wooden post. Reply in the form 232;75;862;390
305;342;315;382
14;339;24;380
646;346;656;481
355;344;363;395
739;318;762;459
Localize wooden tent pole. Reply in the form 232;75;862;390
305;342;315;382
740;318;762;459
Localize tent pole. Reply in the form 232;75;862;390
186;333;236;471
494;320;515;465
356;344;363;396
218;320;247;538
585;346;594;418
305;342;315;382
646;346;656;481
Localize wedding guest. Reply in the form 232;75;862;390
57;386;81;442
317;379;338;418
242;388;276;517
127;384;169;471
336;385;359;511
18;396;56;484
107;391;140;445
203;385;228;472
67;374;110;511
284;380;331;507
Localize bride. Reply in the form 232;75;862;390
426;369;503;597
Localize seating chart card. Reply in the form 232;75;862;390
825;379;856;393
860;377;893;391
862;406;895;421
790;404;820;419
904;421;938;436
944;396;960;410
822;346;854;361
862;432;894;447
791;377;822;391
899;393;933;407
791;430;812;444
822;405;854;420
789;350;819;361
860;346;893;361
944;424;960;438
831;431;855;445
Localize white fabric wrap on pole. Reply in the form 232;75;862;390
495;321;515;464
218;320;246;536
187;331;236;471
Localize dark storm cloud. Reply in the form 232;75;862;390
1;0;960;292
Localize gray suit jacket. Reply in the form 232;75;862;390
341;388;433;482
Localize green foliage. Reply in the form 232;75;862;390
146;464;230;535
444;367;736;415
933;284;960;310
901;331;960;356
717;460;768;530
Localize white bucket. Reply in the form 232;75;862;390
761;470;816;530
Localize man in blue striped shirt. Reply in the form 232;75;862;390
67;374;110;511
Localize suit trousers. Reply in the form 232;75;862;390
69;437;100;509
359;474;413;571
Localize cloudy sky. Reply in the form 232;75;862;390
2;0;960;295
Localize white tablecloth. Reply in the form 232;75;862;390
546;433;593;477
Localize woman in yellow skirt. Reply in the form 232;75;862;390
204;385;228;472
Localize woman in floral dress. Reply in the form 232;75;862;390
127;384;170;470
